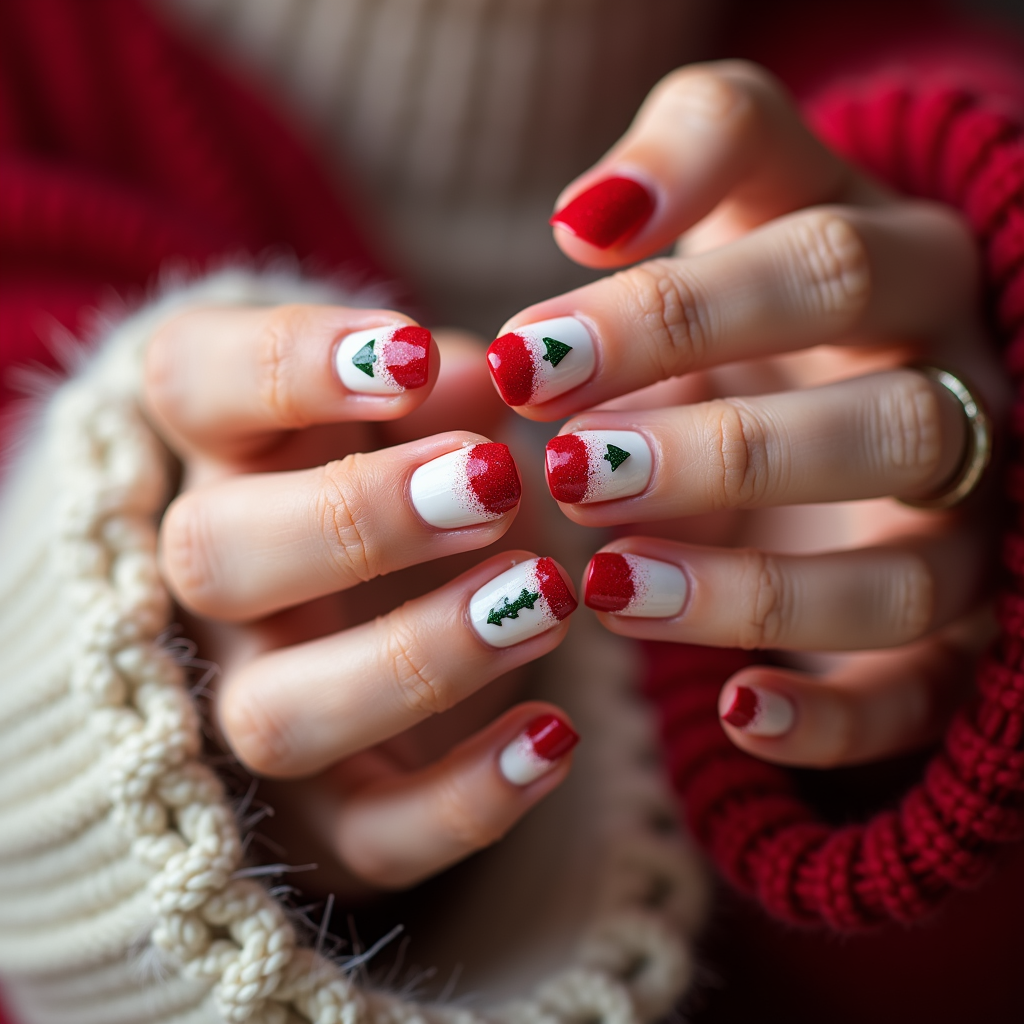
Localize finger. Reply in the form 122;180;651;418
714;616;986;767
489;201;977;416
327;703;578;889
160;432;523;621
548;60;865;268
144;305;439;460
544;370;968;522
217;552;578;777
581;532;987;651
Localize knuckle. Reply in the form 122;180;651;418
315;458;377;584
885;553;935;643
159;494;221;613
255;305;309;429
386;616;450;719
219;684;293;776
870;375;944;485
434;776;507;852
735;549;789;649
619;260;715;377
703;399;773;509
782;211;870;326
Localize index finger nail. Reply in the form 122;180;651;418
335;325;432;393
550;176;655;249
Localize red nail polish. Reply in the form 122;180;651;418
584;552;635;612
545;434;589;503
384;325;431;389
722;685;760;728
534;556;578;621
464;443;522;516
486;331;535;406
499;713;580;785
549;176;655;249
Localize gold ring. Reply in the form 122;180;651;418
899;366;993;510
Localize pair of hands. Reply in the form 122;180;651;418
144;63;1005;894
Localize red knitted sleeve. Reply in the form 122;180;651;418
644;76;1024;931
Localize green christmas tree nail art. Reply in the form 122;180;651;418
603;444;631;471
541;337;572;367
352;339;378;377
487;588;540;626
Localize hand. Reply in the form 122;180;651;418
488;61;1009;769
144;304;579;893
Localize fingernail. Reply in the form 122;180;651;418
585;552;686;618
499;714;580;786
720;685;795;737
410;443;522;529
487;316;595;407
549;176;655;249
335;325;431;393
545;430;652;504
470;556;577;649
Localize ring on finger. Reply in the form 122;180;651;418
898;366;992;510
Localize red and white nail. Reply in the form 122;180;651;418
335;325;431;394
545;430;652;504
470;556;577;649
410;443;522;529
720;685;795;737
584;552;687;618
487;317;596;407
499;714;580;786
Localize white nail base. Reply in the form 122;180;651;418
618;554;687;618
410;448;497;528
499;735;553;785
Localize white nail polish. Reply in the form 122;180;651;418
487;316;596;406
335;325;431;394
409;443;521;529
545;430;652;504
585;553;687;618
469;557;577;649
721;685;795;737
499;714;579;786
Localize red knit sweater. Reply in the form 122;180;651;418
3;2;1024;1022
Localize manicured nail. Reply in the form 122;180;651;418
545;430;652;504
487;317;595;407
410;443;522;529
470;556;577;649
721;685;795;737
584;552;687;618
335;325;431;393
499;714;580;786
549;176;655;249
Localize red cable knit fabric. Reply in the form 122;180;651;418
644;83;1024;931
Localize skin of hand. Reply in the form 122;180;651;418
491;60;1009;770
144;313;580;896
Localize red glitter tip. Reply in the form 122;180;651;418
584;553;635;612
545;433;589;503
722;686;760;729
524;713;580;762
465;443;522;516
487;332;535;406
384;325;431;389
549;176;655;249
534;556;578;621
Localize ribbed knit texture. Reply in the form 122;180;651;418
641;83;1024;932
154;0;715;333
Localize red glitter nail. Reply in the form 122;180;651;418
722;686;760;729
545;434;590;503
465;443;522;516
549;176;655;249
524;713;580;762
384;325;431;389
534;556;578;621
487;332;535;406
584;553;635;612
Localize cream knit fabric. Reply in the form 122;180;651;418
0;270;707;1024
154;0;715;333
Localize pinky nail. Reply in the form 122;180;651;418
584;552;686;618
335;325;431;393
499;714;580;786
721;685;795;737
549;176;655;248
